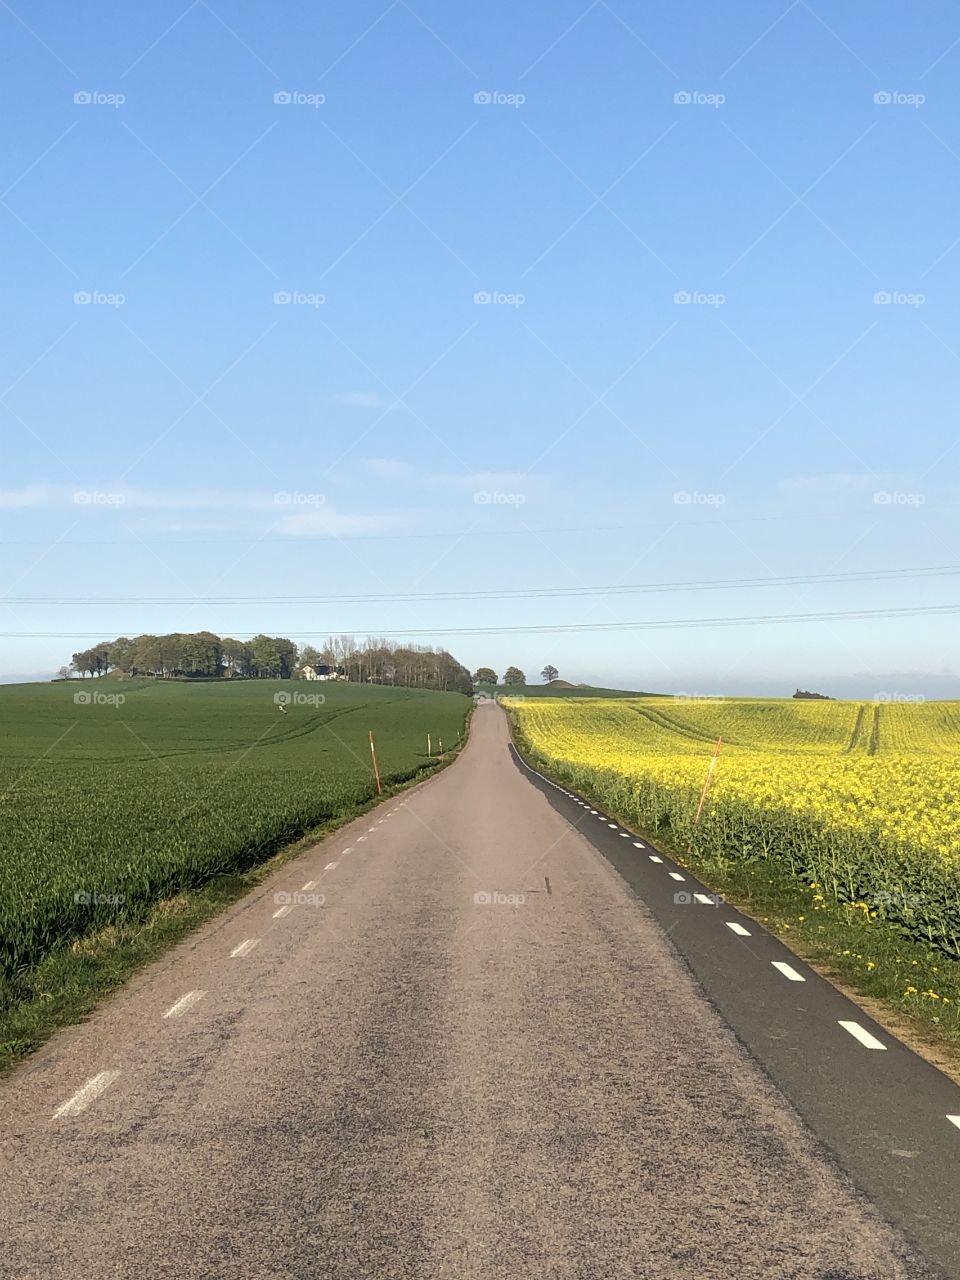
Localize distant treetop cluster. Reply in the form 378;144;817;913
65;633;473;693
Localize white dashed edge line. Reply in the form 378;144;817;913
53;1071;120;1119
649;855;663;863
324;862;338;871
669;872;685;881
838;1020;887;1050
273;904;292;919
948;1115;960;1130
693;893;715;905
302;881;317;891
162;990;206;1019
772;961;806;982
726;922;751;937
230;938;260;958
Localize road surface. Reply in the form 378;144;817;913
0;701;955;1279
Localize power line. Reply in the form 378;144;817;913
6;602;960;640
3;563;959;607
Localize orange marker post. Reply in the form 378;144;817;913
689;736;722;850
369;730;382;795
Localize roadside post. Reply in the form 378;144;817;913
689;736;722;850
369;730;382;795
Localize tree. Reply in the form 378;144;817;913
55;666;72;681
502;666;525;686
541;664;559;683
473;667;498;685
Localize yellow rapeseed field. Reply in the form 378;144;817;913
507;696;960;960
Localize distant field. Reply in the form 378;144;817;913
0;680;469;1000
508;696;960;961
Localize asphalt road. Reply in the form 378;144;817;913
0;701;955;1279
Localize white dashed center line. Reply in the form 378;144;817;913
162;990;206;1019
53;1071;120;1119
668;872;685;881
633;841;645;848
324;862;338;871
948;1116;960;1131
230;938;260;958
273;904;292;919
357;836;367;843
589;810;598;815
649;855;663;863
619;832;630;838
342;847;352;854
302;881;317;891
607;822;618;828
772;961;806;982
838;1020;887;1050
693;893;715;905
725;922;751;937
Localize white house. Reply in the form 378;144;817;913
300;664;345;682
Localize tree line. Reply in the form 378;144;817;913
472;664;559;686
64;633;473;693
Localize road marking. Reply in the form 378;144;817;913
53;1071;120;1119
368;827;376;832
694;893;715;905
619;832;631;837
607;822;618;828
649;855;663;863
230;938;260;957
838;1020;887;1050
772;961;806;982
633;841;645;848
357;836;367;842
669;872;685;881
324;862;338;870
162;990;206;1019
948;1116;960;1130
302;881;317;891
273;904;292;919
726;922;751;936
589;809;598;814
342;847;352;854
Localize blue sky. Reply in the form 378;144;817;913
3;1;960;695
